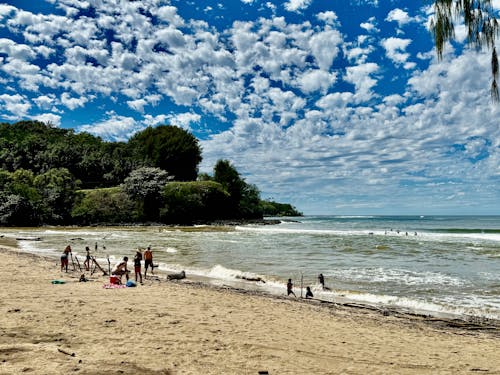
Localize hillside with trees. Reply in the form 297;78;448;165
0;121;301;226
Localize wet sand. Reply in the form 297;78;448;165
0;244;499;374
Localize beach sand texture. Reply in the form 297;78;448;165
0;245;498;375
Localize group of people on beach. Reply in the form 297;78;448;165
60;244;155;285
62;244;328;297
286;273;327;299
109;246;155;284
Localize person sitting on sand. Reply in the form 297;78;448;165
134;249;143;284
287;278;296;297
112;257;130;281
305;286;314;299
60;245;72;272
144;246;154;279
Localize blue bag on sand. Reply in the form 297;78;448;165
126;280;136;287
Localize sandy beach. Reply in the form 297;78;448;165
0;241;499;375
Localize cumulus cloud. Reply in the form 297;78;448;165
79;112;142;142
381;37;413;67
284;0;312;13
360;17;379;33
33;113;61;126
167;112;201;130
0;93;31;118
385;8;414;27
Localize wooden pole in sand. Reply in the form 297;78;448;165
70;253;76;271
91;256;108;276
74;255;82;272
300;272;303;298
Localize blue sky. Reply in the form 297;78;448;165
1;0;499;215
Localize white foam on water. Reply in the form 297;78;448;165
334;267;466;287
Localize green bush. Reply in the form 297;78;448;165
160;181;230;224
71;187;137;224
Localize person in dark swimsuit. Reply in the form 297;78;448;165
287;278;296;297
134;249;143;284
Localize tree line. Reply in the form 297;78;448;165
0;121;301;226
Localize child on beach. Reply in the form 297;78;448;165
287;279;296;297
83;246;91;271
134;249;143;284
60;245;72;272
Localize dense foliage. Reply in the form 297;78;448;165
127;125;202;181
0;121;300;226
260;200;302;217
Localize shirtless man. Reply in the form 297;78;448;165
144;246;154;279
112;256;129;281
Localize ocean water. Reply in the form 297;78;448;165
2;215;499;321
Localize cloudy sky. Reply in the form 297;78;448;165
1;0;499;215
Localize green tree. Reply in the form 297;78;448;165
431;0;499;100
160;181;231;224
71;187;137;225
0;169;41;225
213;159;263;219
34;168;79;224
127;125;202;181
121;167;171;221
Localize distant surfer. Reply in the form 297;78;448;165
287;279;296;297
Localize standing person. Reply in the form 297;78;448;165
318;273;325;289
144;246;154;279
111;257;129;282
134;249;143;284
60;245;72;272
83;246;91;271
287;278;296;297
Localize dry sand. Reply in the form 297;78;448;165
0;242;499;375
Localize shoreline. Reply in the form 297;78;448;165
0;245;499;374
3;232;500;327
3;245;500;334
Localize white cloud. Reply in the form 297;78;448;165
78;112;142;142
344;62;379;101
167;112;201;130
60;92;88;110
33;113;61;126
284;0;312;13
317;11;338;26
309;29;343;70
381;37;412;67
33;94;56;110
297;69;337;93
386;8;413;27
127;99;147;113
360;17;379;33
0;93;31;117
